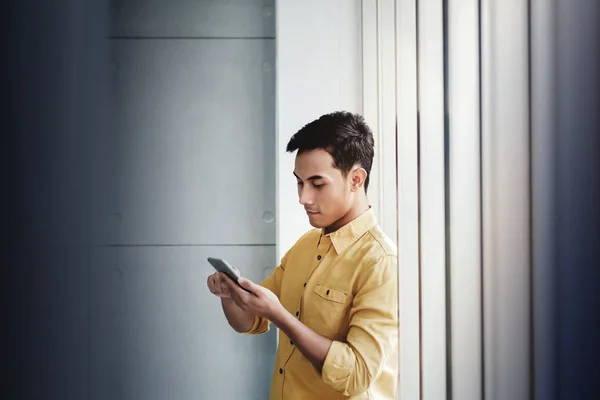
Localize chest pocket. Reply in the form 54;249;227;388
314;284;347;304
308;284;349;339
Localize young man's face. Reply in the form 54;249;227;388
293;148;354;229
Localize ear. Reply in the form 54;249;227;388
350;167;368;192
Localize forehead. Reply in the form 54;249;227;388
293;148;339;177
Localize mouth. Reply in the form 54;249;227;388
305;210;319;216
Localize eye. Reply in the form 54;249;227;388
296;181;303;186
313;183;325;188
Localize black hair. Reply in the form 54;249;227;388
286;111;375;191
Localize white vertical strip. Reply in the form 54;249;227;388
396;0;421;398
362;0;398;243
481;0;531;399
378;0;399;244
417;0;446;399
447;0;483;398
362;2;403;398
361;0;381;222
530;1;558;398
362;0;397;243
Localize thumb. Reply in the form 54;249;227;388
238;277;259;293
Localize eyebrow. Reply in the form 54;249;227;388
293;172;325;181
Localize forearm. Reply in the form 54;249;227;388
221;298;255;332
271;307;333;373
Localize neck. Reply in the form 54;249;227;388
325;194;370;234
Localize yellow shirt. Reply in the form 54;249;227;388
244;208;398;399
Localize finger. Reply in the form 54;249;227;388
214;275;227;293
237;277;260;294
212;279;228;298
214;273;228;290
226;279;251;299
209;274;231;298
225;279;253;305
220;281;230;296
207;275;216;293
218;272;237;286
220;274;238;290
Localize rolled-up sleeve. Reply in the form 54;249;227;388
242;313;271;335
321;254;398;396
241;253;288;335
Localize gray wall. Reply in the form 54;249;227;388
92;1;277;399
5;1;277;399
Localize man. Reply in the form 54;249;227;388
207;111;398;399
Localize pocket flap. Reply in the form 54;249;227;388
314;284;347;304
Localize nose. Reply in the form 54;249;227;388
298;187;314;206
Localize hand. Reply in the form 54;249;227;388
207;272;233;299
223;277;283;320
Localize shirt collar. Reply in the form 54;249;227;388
322;207;377;254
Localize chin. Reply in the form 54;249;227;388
307;215;328;229
308;221;326;229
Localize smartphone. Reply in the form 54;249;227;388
207;257;251;293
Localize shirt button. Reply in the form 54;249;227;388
303;282;307;287
296;311;299;317
279;368;283;374
317;255;322;260
290;340;294;345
